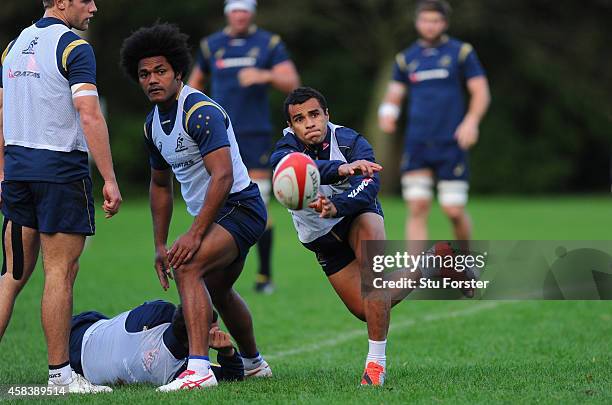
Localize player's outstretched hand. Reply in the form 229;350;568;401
102;180;122;218
338;160;382;178
455;116;480;150
167;231;202;269
308;195;337;218
209;326;234;356
154;247;172;291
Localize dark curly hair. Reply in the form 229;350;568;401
283;87;328;123
171;305;219;348
119;23;191;82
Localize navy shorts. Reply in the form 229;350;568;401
234;131;272;170
1;178;95;235
215;187;267;261
69;311;109;375
302;207;384;277
401;140;469;180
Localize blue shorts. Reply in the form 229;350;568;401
234;131;272;170
69;311;109;375
215;184;267;261
401;140;469;180
302;207;384;277
1;177;95;235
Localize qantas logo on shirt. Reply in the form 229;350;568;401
215;57;256;69
21;37;39;55
409;69;449;83
7;68;40;79
348;178;373;198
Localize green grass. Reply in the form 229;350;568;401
1;195;611;403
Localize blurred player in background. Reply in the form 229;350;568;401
69;301;243;386
188;0;300;294
271;87;390;386
378;0;490;241
120;23;270;391
0;0;122;393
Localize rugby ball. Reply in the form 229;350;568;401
273;152;320;210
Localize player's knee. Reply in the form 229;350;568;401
409;199;431;219
402;174;433;203
438;180;469;208
441;205;466;224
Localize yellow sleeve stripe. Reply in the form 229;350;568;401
459;43;473;63
395;53;407;72
268;35;281;50
185;101;228;129
200;39;211;60
1;40;15;65
62;39;89;71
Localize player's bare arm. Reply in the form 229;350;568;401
187;64;207;91
238;60;300;92
167;146;234;269
73;88;122;217
150;167;174;290
378;81;407;134
455;76;490;150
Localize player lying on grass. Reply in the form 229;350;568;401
270;87;476;386
69;300;243;386
120;23;270;391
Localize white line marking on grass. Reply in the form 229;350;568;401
266;302;504;361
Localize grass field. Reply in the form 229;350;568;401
1;195;611;404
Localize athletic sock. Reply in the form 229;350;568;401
241;352;264;371
257;227;273;280
365;339;387;369
48;361;72;385
187;355;211;376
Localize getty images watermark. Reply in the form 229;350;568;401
361;241;612;300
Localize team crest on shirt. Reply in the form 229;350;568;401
21;37;39;55
175;135;188;153
142;348;160;373
247;47;260;58
454;164;465;177
439;55;452;67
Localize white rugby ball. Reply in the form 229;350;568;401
273;152;320;210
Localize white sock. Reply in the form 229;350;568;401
48;362;72;385
366;339;387;369
187;356;211;376
241;352;264;371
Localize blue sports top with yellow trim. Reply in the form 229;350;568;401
392;36;486;143
0;17;96;182
195;26;290;134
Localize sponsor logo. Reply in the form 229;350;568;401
409;69;449;83
215;57;256;69
175;135;188;153
142;349;159;373
21;37;39;55
171;159;196;170
157;141;163;153
348;178;374;198
7;68;40;79
49;373;62;379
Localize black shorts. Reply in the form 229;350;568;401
69;311;109;375
302;208;384;277
1;178;95;235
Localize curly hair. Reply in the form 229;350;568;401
119;23;191;82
